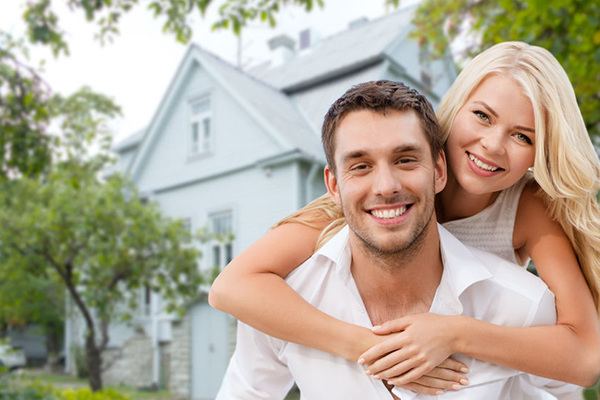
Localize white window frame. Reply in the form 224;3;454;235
189;95;213;157
208;210;234;269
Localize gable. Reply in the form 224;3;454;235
134;61;286;193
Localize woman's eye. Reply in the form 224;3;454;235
515;133;533;145
474;110;490;122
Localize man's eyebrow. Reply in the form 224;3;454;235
341;150;367;164
473;101;535;133
340;144;426;164
391;144;425;154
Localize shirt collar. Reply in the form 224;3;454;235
433;223;494;315
314;224;494;315
314;225;353;282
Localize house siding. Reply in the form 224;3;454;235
136;64;283;195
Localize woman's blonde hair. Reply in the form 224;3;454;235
276;41;600;310
438;41;600;309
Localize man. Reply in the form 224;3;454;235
216;81;573;399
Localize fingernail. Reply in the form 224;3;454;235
372;325;381;331
451;384;462;391
365;369;371;375
460;378;469;386
460;367;469;373
373;374;381;380
435;390;444;395
358;358;365;365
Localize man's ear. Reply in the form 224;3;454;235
434;150;447;195
324;165;342;206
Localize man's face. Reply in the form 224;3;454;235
325;109;446;256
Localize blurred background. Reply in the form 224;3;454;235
0;1;598;399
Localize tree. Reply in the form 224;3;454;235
0;267;65;357
0;31;55;179
409;0;600;138
0;87;205;391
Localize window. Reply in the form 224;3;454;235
190;96;212;156
209;211;234;269
182;218;192;233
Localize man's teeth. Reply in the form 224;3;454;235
469;154;499;172
371;207;407;219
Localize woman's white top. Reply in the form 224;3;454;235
442;173;534;267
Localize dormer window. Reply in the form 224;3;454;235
190;96;212;156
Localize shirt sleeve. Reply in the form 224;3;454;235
215;321;295;400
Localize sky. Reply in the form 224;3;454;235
0;0;418;144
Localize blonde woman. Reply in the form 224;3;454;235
209;42;600;394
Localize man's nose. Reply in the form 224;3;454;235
480;127;507;155
373;165;401;196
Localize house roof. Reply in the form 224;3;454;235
112;127;146;152
191;45;324;162
113;5;421;167
249;6;415;91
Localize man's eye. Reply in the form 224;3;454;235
351;164;369;171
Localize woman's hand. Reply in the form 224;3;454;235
387;359;469;395
359;313;463;384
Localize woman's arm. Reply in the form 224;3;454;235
361;186;600;387
208;220;379;360
210;213;469;392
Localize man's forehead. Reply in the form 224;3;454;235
334;109;430;156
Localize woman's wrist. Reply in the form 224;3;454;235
335;323;377;361
451;315;471;354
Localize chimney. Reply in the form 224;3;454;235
268;34;296;66
349;17;368;29
298;28;322;51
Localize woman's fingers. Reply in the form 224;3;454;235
393;382;445;396
438;357;469;373
372;317;411;335
392;373;465;394
359;334;407;366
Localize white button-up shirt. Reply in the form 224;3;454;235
216;225;575;400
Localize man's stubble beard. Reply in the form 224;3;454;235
341;187;436;270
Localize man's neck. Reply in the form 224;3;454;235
349;222;443;326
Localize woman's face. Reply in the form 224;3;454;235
445;74;536;196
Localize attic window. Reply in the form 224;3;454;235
190;96;212;156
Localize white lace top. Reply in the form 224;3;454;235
442;173;534;267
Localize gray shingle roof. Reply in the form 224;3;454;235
249;7;415;91
112;127;146;152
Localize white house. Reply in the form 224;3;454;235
65;5;457;399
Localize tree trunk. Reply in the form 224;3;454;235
85;332;103;392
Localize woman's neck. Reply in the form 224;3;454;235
436;171;500;223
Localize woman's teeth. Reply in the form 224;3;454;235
469;154;499;171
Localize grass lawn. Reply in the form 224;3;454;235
10;369;174;400
10;369;307;400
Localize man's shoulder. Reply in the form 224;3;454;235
285;226;350;284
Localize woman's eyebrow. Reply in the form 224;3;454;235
473;101;498;118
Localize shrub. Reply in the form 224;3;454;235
54;388;128;400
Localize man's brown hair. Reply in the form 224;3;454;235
322;80;443;172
